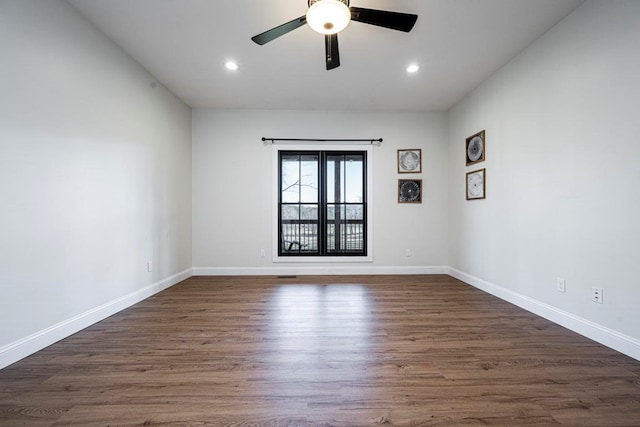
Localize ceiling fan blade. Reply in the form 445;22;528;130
325;34;340;70
350;7;418;32
251;16;307;45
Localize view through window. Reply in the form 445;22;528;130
279;150;367;256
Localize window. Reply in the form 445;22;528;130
279;150;367;256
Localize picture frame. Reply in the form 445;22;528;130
398;179;422;203
465;130;485;166
466;168;486;200
397;149;422;174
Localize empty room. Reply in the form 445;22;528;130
1;0;639;425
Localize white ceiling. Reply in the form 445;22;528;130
67;0;584;111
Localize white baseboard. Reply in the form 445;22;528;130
192;265;449;276
0;268;192;370
448;267;640;362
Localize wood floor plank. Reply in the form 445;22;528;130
1;275;639;426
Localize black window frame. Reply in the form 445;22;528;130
278;150;367;257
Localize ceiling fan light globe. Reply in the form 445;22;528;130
306;0;351;35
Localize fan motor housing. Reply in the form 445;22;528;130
308;0;350;7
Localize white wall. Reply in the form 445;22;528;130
0;0;192;367
192;109;448;275
448;0;640;356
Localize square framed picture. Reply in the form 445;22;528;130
398;179;422;203
466;168;486;200
398;149;422;174
465;130;485;166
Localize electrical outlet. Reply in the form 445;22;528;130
405;248;411;257
147;261;153;272
557;278;566;293
260;249;266;258
592;287;603;304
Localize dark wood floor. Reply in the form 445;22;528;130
1;275;639;426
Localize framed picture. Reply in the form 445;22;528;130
465;130;485;166
397;149;422;174
466;168;486;200
398;179;422;203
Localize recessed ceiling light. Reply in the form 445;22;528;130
406;64;420;73
225;61;239;71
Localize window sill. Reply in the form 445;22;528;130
273;255;373;263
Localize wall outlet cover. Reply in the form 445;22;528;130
557;278;566;293
591;287;603;304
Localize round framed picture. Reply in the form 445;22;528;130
398;149;422;174
398;179;422;203
466;168;485;200
465;130;485;166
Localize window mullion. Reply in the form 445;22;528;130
334;154;342;253
319;151;327;256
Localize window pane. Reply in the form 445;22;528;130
298;222;318;252
346;204;363;220
281;154;318;203
343;222;364;251
281;155;300;203
327;156;341;203
327;205;364;220
281;221;302;253
327;219;364;253
300;204;318;220
300;155;318;203
281;208;319;254
327;155;345;203
327;154;364;204
281;205;299;220
345;155;364;203
326;159;336;203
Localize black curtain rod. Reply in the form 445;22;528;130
262;137;383;145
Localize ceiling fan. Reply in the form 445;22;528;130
251;0;418;70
